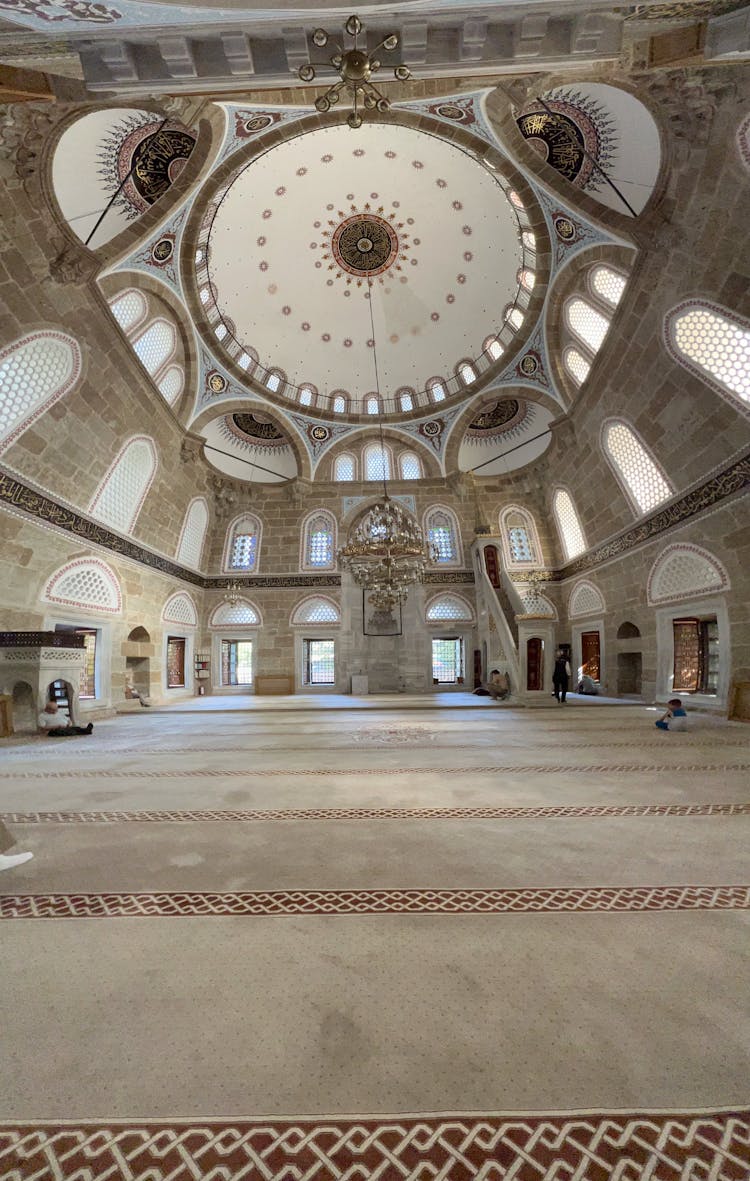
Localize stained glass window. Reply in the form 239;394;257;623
459;362;476;385
603;421;672;514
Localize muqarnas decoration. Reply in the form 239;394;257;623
97;112;196;219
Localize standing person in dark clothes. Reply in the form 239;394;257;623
552;649;571;704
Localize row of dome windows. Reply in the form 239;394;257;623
561;265;627;387
109;290;185;407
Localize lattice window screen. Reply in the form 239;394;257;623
306;516;334;568
133;319;175;377
670;305;750;404
0;333;78;442
212;602;260;626
90;438;156;533
399;452;422;480
157;366;183;405
427;594;472;621
163;593;197;625
177;500;208;568
295;598;340;623
569;581;605;617
591;266;626;307
564;347;591;385
334;455;355;481
553;490;587;560
603;422;672;513
508;526;533;563
47;563;120;612
650;548;726;603
365;445;391;481
567;298;610;353
427;511;457;563
110;291;147;333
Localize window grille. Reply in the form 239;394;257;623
591;266;626;308
306;515;334;568
0;332;80;445
299;386;313;406
431;637;464;682
567;298;610;353
459;362;476;385
427;510;457;563
266;370;281;392
399;392;413;411
333;393;346;413
506;307;524;330
221;639;253;686
366;396;380;415
427;595;472;621
230;531;257;571
603;421;672;514
295;598;340;623
303;638;335;684
553;489;587;560
177;499;208;568
133;319;175;376
365;445;391;481
668;303;750;404
564;347;591;385
90;437;156;534
110;290;147;333
46;560;121;613
334;454;355;481
399;452;421;480
518;269;535;291
484;337;503;361
428;381;446;402
157;366;183;405
166;636;186;687
214;323;227;341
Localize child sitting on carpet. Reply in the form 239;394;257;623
655;698;688;732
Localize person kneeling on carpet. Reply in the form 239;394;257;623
655;698;688;732
38;701;93;737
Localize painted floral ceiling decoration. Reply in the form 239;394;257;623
193;122;543;415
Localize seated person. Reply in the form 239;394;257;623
38;701;93;737
577;673;599;695
126;683;151;707
486;669;511;700
655;698;688;732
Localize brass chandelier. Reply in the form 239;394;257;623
298;14;411;129
338;496;438;614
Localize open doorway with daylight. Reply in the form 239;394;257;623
673;617;719;695
221;639;253;687
54;624;97;699
432;637;464;685
303;638;335;686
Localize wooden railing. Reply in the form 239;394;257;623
0;631;86;648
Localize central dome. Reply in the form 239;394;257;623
199;122;533;412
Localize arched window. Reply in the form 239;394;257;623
458;361;476;386
209;600;261;628
397;388;414;412
291;596;341;625
664;300;750;408
132;318;176;377
162;591;198;627
484;336;503;361
518;268;535;291
500;505;541;567
89;436;157;534
331;391;346;413
302;511;336;571
0;331;82;453
238;349;258;374
522;231;536;251
647;543;729;606
399;451;422;480
110;289;147;334
425;593;474;621
365;395;381;415
589;265;626;308
157;365;184;406
334;453;356;482
552;489;587;561
427;378;446;402
602;420;673;514
425;506;461;566
505;306;524;330
224;513;262;572
299;384;314;406
563;346;591;386
569;579;606;619
176;497;209;569
365;444;391;481
565;297;610;353
43;557;122;615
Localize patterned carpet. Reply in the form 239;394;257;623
1;699;748;1179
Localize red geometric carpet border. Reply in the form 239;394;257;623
1;1110;748;1180
2;885;748;920
4;802;749;824
2;763;748;779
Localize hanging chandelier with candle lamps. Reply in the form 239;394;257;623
338;495;438;614
298;14;411;129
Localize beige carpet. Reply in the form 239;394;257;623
0;697;748;1178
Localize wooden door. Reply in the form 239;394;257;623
483;545;501;589
581;631;601;681
672;619;700;692
526;637;543;691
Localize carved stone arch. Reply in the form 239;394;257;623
190;397;312;482
162;590;198;627
98;270;198;424
442;386;561;474
290;595;341;626
647;543;730;607
42;556;123;616
299;508;338;572
544;243;637;404
568;578;606;619
208;598;262;629
42;100;220;266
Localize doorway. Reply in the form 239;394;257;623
483;545;501;589
526;637;543;691
581;631;601;681
673;617;718;694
